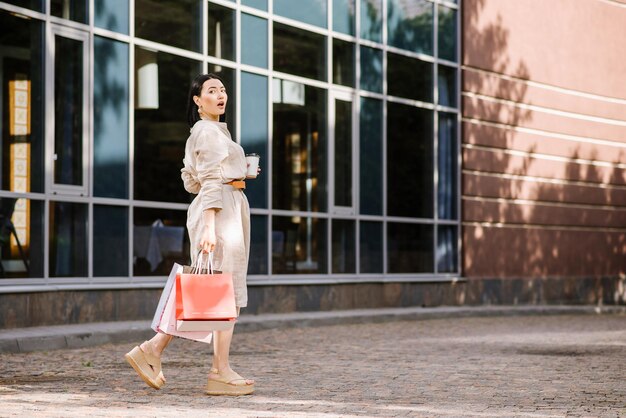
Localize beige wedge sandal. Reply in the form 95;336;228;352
206;368;255;396
124;342;166;390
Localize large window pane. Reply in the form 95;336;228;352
249;215;268;274
50;202;87;277
387;52;432;102
241;72;268;208
272;216;327;274
135;0;202;52
333;38;355;87
134;48;201;203
94;37;129;199
438;5;457;62
333;0;355;35
388;222;433;273
2;0;43;11
437;225;457;273
438;112;457;220
51;0;88;23
242;13;268;68
360;221;382;273
94;205;128;277
359;98;382;215
274;0;327;28
273;23;326;81
438;64;457;108
360;0;382;42
360;46;382;93
388;0;433;55
208;2;235;62
334;99;352;207
0;198;43;278
242;0;267;11
53;35;84;187
387;103;433;218
0;10;44;193
272;79;327;212
133;208;189;276
95;0;129;34
332;219;355;273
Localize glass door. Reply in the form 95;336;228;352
330;92;355;214
46;25;89;196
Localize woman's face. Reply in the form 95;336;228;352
194;78;227;121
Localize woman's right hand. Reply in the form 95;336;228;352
200;225;216;253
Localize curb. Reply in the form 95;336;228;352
1;305;624;354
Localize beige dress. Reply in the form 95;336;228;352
180;120;250;308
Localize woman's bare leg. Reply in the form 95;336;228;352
210;308;254;385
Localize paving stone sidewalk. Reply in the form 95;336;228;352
0;313;625;417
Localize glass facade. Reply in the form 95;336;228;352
0;0;459;288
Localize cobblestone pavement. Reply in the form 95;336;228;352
0;314;625;417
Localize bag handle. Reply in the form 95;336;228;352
191;250;214;274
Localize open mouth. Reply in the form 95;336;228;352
217;101;225;108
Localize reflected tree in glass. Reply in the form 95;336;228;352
387;0;433;55
360;0;382;42
438;5;457;62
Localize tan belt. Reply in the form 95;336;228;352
224;180;245;189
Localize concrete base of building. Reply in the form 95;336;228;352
1;276;624;329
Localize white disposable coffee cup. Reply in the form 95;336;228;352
245;153;260;178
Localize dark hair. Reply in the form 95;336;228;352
186;73;226;128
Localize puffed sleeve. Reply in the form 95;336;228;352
196;129;228;210
180;160;201;194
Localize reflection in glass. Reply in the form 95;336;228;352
388;0;433;55
359;221;382;273
360;46;382;93
208;3;235;62
332;219;355;273
54;35;84;187
360;0;382;42
438;65;457;108
438;112;457;220
0;10;44;193
50;202;87;277
438;5;457;62
133;208;189;276
333;39;355;87
135;0;202;52
387;52;432;102
51;0;88;23
359;98;382;215
242;13;268;68
437;225;457;273
94;37;129;198
272;216;327;274
2;0;43;11
249;215;268;274
274;0;326;28
388;222;433;273
242;0;267;11
95;0;129;34
333;0;355;35
387;103;433;218
134;48;201;203
272;79;326;212
209;64;237;138
273;23;326;81
0;198;43;278
334;99;352;207
94;205;128;276
241;72;268;208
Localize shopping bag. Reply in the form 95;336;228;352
150;263;181;332
175;252;237;321
159;279;214;342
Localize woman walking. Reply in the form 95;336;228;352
125;73;256;396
